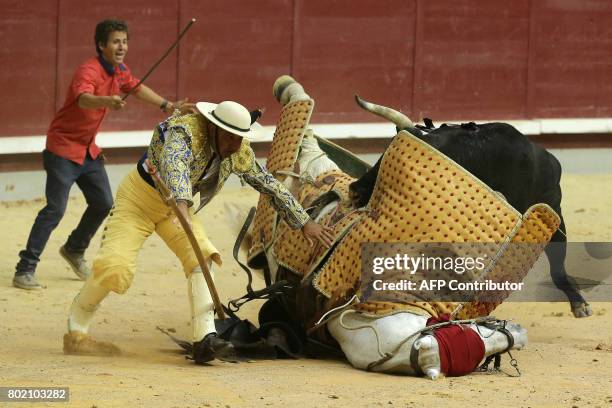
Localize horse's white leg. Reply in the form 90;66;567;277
467;322;528;357
299;130;339;180
327;311;428;375
327;313;528;379
276;131;338;199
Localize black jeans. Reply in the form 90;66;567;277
15;150;114;275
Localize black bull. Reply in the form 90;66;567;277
348;120;591;317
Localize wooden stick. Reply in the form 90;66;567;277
122;18;197;101
146;160;226;319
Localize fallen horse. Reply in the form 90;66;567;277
166;75;562;378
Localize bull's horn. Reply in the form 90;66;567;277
273;75;310;106
355;95;414;130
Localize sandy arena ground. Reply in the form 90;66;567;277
1;173;611;407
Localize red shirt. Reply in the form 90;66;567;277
46;56;140;164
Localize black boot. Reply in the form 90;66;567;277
192;333;234;364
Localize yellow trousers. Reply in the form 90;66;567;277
92;168;220;294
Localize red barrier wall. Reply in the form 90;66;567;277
1;0;612;137
413;0;531;120
529;0;612;117
1;0;58;136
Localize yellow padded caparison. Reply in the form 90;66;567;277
267;99;314;174
297;169;355;208
456;203;560;319
308;131;558;319
274;170;360;278
247;194;278;264
248;99;314;265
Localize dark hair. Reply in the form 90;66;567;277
94;19;129;54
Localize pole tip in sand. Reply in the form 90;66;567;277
191;18;196;23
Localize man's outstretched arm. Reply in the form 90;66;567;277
134;84;194;113
239;153;334;248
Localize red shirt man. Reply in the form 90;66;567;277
46;56;141;164
14;19;192;290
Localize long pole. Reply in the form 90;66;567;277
146;160;227;320
122;18;197;101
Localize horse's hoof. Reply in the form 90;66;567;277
571;302;593;318
423;368;442;380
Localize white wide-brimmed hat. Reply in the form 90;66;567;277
196;101;263;141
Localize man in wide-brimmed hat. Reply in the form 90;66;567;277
63;100;334;363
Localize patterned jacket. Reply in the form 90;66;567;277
146;112;310;230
